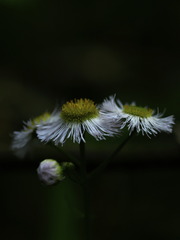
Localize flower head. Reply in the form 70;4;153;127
37;98;118;145
12;112;58;151
37;159;65;185
101;96;175;137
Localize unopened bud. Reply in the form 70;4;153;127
62;162;75;169
37;159;64;185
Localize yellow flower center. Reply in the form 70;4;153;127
123;105;153;118
31;112;50;126
61;98;99;123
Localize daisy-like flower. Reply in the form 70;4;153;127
12;112;59;151
36;98;118;145
37;159;65;185
101;96;175;137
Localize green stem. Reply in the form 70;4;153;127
79;140;90;240
79;140;86;175
88;132;135;180
48;142;79;167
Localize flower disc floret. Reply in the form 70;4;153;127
123;105;153;118
61;98;99;123
29;112;51;128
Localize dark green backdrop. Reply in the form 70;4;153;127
0;0;179;239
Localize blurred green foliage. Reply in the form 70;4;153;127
1;164;180;240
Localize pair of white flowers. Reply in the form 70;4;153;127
12;95;175;151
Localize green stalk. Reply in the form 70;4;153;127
79;140;90;240
79;140;86;177
48;142;79;167
88;132;135;180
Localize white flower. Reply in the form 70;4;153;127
101;96;175;137
37;159;65;185
36;98;118;145
12;112;59;151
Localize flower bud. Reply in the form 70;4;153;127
37;159;64;185
62;161;75;170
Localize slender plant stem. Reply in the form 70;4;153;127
88;132;135;180
79;140;86;176
48;142;79;167
79;140;90;240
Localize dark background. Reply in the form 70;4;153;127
0;0;180;239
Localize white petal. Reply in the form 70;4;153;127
11;128;33;149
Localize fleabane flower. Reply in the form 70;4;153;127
36;98;118;145
101;96;175;137
37;159;65;185
12;112;58;151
